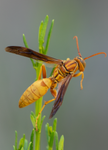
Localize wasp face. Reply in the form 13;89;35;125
78;57;86;68
74;56;86;71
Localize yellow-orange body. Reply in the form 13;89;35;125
5;35;106;126
19;57;86;108
19;78;52;108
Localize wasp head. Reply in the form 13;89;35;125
74;56;86;72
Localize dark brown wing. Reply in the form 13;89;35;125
49;74;72;119
5;46;62;65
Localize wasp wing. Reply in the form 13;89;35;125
5;46;62;65
49;74;72;119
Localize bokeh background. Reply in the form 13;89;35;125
0;0;108;150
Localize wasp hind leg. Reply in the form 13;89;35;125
36;89;57;131
36;97;56;131
73;72;84;90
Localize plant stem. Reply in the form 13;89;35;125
35;97;43;150
35;64;43;150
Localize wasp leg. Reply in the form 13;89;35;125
38;64;46;80
50;89;57;98
36;98;56;131
73;72;84;90
36;88;57;131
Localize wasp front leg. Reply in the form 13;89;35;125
73;71;84;90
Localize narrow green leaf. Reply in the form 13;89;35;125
49;126;52;135
58;135;64;150
24;139;28;150
13;145;15;150
20;147;24;150
15;131;17;150
18;134;25;150
23;134;26;149
55;132;58;150
27;142;32;150
23;134;25;142
39;15;49;52
49;131;55;148
46;146;49;150
30;129;35;150
53;118;57;132
18;138;23;150
18;138;24;149
45;19;54;55
30;111;36;128
45;123;50;144
38;21;43;46
39;115;46;130
23;34;35;67
23;34;29;48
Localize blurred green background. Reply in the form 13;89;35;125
0;0;108;150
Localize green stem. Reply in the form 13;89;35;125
35;64;43;150
35;97;43;150
23;16;55;150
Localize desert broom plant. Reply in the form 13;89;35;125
12;15;64;150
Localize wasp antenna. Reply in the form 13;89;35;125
84;52;107;60
73;36;82;57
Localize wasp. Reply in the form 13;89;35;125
5;36;107;130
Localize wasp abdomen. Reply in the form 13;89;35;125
19;78;52;108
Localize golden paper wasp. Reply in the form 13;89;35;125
5;36;107;130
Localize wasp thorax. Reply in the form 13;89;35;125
74;56;86;71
